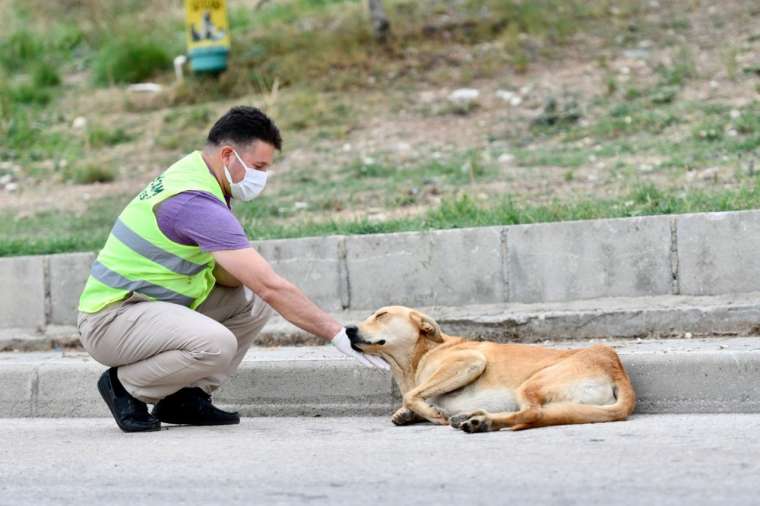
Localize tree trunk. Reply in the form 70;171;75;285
368;0;391;43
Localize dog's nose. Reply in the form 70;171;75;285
345;325;358;341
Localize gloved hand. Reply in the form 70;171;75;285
331;328;390;370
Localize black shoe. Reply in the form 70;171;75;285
151;387;240;426
97;367;161;433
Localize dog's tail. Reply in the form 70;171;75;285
608;371;637;419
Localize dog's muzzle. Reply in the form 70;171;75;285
345;325;385;352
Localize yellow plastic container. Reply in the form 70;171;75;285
184;0;231;73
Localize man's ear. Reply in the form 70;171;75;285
410;311;443;343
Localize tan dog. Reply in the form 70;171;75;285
346;306;636;432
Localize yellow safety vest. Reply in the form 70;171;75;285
78;151;226;313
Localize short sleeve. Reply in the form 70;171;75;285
158;191;251;252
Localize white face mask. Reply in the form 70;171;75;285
224;150;268;201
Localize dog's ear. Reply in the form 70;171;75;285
410;311;443;343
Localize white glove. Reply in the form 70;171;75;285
331;328;390;370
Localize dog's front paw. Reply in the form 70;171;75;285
391;408;420;426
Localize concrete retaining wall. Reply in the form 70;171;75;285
2;210;760;333
4;339;760;417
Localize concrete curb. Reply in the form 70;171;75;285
6;293;760;352
4;210;760;336
2;338;759;418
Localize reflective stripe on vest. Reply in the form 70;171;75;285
90;261;194;307
111;218;206;276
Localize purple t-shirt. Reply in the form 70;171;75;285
156;190;250;251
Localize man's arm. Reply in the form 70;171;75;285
212;262;242;288
212;247;341;341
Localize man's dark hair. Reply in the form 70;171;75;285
207;106;282;150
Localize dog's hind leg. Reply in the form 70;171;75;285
455;352;635;432
403;351;487;425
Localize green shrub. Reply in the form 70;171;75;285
65;163;117;184
8;83;52;106
88;126;133;148
92;35;172;85
0;29;44;71
735;107;760;135
31;61;62;88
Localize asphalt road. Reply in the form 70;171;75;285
1;415;758;506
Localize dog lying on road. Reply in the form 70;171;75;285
346;306;636;433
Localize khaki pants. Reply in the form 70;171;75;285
77;285;272;404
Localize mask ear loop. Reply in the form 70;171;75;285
233;150;251;171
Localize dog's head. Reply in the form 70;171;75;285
345;306;443;368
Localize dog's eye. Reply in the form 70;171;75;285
375;312;389;320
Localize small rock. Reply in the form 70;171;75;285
397;142;411;152
497;153;514;164
623;48;649;60
496;90;522;106
0;174;12;185
448;88;480;104
638;163;654;172
5;182;18;192
730;109;741;119
293;202;308;210
361;156;375;165
342;143;352;152
72;116;87;129
700;167;719;180
127;83;163;93
496;89;516;102
685;332;693;339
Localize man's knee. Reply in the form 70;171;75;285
191;328;238;369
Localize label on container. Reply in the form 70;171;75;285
185;0;231;50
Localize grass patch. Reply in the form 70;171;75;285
87;126;133;148
92;34;174;85
0;195;127;256
0;29;45;72
64;163;117;184
182;0;613;99
7;178;760;257
31;61;62;88
271;91;354;135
